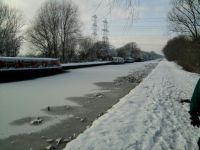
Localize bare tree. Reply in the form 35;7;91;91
168;0;200;41
27;1;60;58
59;0;80;62
0;2;23;56
103;0;140;19
111;0;139;10
78;37;94;61
28;0;80;61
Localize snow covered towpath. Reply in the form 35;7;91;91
64;61;200;150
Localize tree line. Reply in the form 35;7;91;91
27;0;80;62
0;0;129;62
0;0;160;63
163;0;200;73
0;2;23;57
0;0;81;62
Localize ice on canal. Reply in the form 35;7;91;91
0;60;158;139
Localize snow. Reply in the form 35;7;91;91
61;61;111;67
64;60;200;150
0;66;62;71
0;61;109;71
0;56;58;61
0;60;157;139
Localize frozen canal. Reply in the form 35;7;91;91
0;61;158;139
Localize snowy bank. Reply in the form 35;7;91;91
61;61;111;67
64;61;200;150
61;61;112;70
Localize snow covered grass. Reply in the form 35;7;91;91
64;61;200;150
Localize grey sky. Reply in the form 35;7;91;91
4;0;172;54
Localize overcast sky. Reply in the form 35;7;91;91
3;0;172;54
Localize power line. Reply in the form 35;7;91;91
102;19;109;45
93;0;104;14
92;15;98;40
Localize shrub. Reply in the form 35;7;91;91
163;35;200;73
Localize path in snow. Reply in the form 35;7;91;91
64;61;200;150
